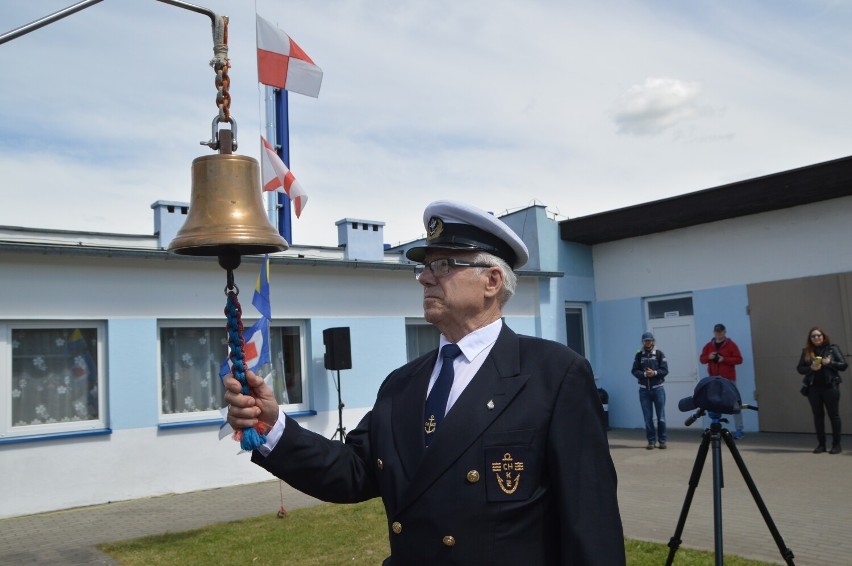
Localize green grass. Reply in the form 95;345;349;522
100;498;774;565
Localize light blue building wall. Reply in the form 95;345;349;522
308;317;409;412
100;316;413;432
496;205;568;343
593;284;758;431
108;319;159;430
594;297;644;428
554;240;596;364
7;186;852;519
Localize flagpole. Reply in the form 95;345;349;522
263;86;278;226
256;13;320;235
274;88;293;244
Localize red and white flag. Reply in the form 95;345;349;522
261;136;308;218
256;14;323;98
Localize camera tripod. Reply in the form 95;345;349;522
330;369;347;441
665;410;795;566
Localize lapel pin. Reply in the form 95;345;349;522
487;400;495;410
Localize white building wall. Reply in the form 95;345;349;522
0;250;543;518
593;196;852;301
589;195;852;432
0;407;373;519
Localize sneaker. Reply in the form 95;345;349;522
813;445;826;454
830;445;842;455
646;443;655;450
734;429;744;440
658;442;667;449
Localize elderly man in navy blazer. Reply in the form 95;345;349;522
225;200;625;565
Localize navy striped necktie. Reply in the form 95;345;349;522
424;344;462;446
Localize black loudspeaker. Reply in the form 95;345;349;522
323;327;352;370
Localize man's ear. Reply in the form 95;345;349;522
482;266;504;298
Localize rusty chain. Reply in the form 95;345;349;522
211;15;231;123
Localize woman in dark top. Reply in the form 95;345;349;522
797;327;847;454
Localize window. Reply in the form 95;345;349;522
158;321;307;423
406;320;440;361
565;303;589;357
647;296;694;319
271;325;304;406
1;322;107;439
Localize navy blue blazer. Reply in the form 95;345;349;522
253;324;625;565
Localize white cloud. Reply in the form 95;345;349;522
612;77;714;136
2;0;852;247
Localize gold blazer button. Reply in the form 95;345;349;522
442;535;456;547
392;522;402;534
377;458;384;470
466;470;480;483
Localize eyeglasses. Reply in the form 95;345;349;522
414;258;493;280
810;333;823;339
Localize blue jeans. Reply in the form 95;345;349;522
639;387;666;444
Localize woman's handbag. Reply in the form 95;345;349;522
800;374;811;396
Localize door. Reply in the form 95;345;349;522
747;273;852;432
647;296;700;429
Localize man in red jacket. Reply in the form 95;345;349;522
699;323;744;438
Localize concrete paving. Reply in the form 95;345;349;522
1;427;848;565
612;427;850;566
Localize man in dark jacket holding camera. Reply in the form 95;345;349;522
632;332;669;449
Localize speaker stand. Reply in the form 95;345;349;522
330;369;347;441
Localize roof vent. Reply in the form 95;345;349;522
335;218;386;261
151;200;189;249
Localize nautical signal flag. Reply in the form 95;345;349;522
261;136;308;217
256;14;323;98
67;328;97;381
252;255;272;320
219;317;271;379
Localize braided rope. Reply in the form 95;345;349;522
224;288;267;451
210;15;231;123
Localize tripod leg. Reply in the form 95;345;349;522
330;369;347;441
665;430;712;566
722;432;796;565
711;431;724;566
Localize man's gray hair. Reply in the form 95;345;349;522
473;252;517;305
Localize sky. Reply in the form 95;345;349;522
2;0;852;248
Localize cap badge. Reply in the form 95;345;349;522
427;216;444;241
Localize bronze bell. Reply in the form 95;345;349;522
168;154;289;258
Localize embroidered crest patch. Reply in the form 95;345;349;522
485;447;531;501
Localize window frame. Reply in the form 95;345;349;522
564;302;590;358
405;318;440;362
156;319;309;425
646;293;694;320
0;320;108;440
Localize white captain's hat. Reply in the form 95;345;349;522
405;200;529;270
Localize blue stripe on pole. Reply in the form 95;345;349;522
274;88;292;244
